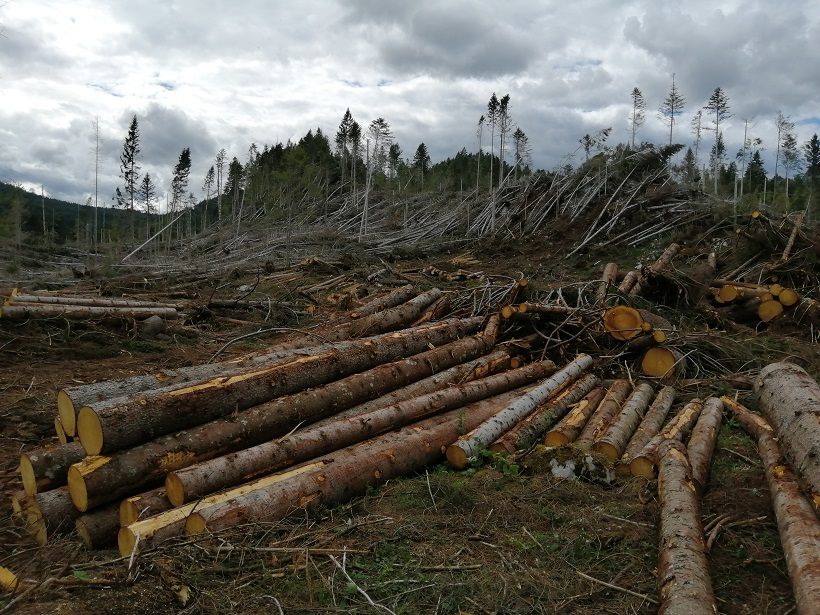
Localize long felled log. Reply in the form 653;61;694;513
69;326;502;510
7;293;179;309
77;317;482;456
592;382;655;462
491;374;601;454
616;386;676;475
119;488;173;526
445;354;594;469
657;439;717;615
754;362;820;509
542;386;607;447
686;397;724;492
76;503;121;549
20;487;79;545
166;361;556;505
630;398;704;479
160;388;533;554
19;442;86;495
721;397;820;615
0;304;178;320
348;284;416;319
574;379;633;450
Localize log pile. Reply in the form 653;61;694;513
1;288;181;321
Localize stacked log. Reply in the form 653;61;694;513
629;398;705;479
710;280;801;324
1;289;181;320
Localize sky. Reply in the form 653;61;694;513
1;0;819;206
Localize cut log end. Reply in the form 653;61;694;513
603;306;643;341
0;566;20;593
55;417;68;444
56;390;77;436
75;519;94;548
445;444;469;470
67;466;89;512
165;474;185;508
716;284;739;304
117;527;138;558
19;454;37;496
543;432;570;447
185;513;207;535
629;455;656;479
500;305;517;319
119;500;138;527
778;288;799;307
592;441;619;463
758;300;784;322
76;406;104;455
641;347;684;380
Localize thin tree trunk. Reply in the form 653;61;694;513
630;398;705;478
686;397;724;492
616;386;675;475
542;386;607;447
593;382;655;462
574;379;633;450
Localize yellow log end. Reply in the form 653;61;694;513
75;518;94;549
0;566;20;593
445;444;469;470
55;417;68;444
518;279;529;288
119;499;139;527
56;390;77;437
500;305;516;319
758;300;784;322
77;406;104;455
67;465;89;512
165;473;186;508
19;455;38;496
543;431;569;447
751;210;761;218
778;288;799;307
117;527;138;558
603;306;643;341
592;441;619;463
640;347;682;379
769;283;783;296
652;329;667;343
629;456;656;479
185;513;207;536
716;284;739;304
614;462;632;478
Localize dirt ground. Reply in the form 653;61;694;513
0;240;814;614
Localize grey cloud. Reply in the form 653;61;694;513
0;24;70;75
133;104;218;173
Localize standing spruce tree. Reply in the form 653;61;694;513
388;143;402;187
413;143;431;189
704;87;731;193
360;118;392;240
773;111;795;199
138;173;157;240
781;132;800;200
215;149;226;223
119;115;141;239
512;127;531;179
804;134;820;217
476;114;485;192
171;148;192;213
745;150;766;194
349;120;362;205
629;87;646;148
497;94;511;188
486;93;499;192
335;109;353;183
202;166;215;231
658;74;685;146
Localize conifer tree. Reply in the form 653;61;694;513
704;87;731;193
119;115;141;239
629;87;646;148
413;142;431;188
202;166;215;231
659;74;685;146
138;173;156;239
773;111;795;198
215;149;226;222
497;94;511;187
335;109;353;183
476;115;485;192
486;93;499;192
171;148;192;213
782;132;800;200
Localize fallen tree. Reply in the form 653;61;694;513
630;398;705;479
593;382;655;462
574;379;633;450
0;304;179;320
19;441;85;495
686;397;724;492
542;386;607;447
616;386;676;475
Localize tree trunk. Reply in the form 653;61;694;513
119;387;533;556
69;327;500;510
595;262;619;306
76;503;120;549
119;488;173;526
618;270;640;294
19;442;86;495
76;317;482;456
166;361;556;505
543;386;607;447
7;293;180;309
21;487;79;546
446;354;594;469
617;386;676;475
721;397;820;615
754;362;820;509
630;242;681;296
574;379;633;450
491;374;601;453
0;304;178;320
657;440;717;615
348;285;417;319
630;398;704;479
593;382;655;462
686;397;724;492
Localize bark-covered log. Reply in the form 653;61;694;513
69;328;502;510
631;242;681;296
119;387;534;556
348;285;416;319
657;440;717;615
19;442;86;495
574;379;633;450
686;397;724;492
491;374;601;454
595;262;619;306
630;399;704;479
8;293;179;309
166;362;556;505
543;386;607;447
0;304;178;320
445;354;594;469
77;317;482;456
721;397;820;615
683;253;717;305
593;382;655;462
22;487;79;546
76;503;120;549
617;386;676;475
119;488;172;526
754;362;820;509
618;270;640;294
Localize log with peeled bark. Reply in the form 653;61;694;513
68;328;502;510
595;262;619;306
686;397;724;492
119;488;173;526
720;397;820;615
618;270;640;294
754;362;820;509
6;292;180;309
592;382;655;462
19;441;86;495
629;398;704;479
76;503;120;549
491;374;601;454
445;354;594;469
0;304;178;320
142;387;533;555
656;439;717;615
76;317;482;456
165;361;557;505
574;379;633;450
542;386;607;447
616;386;676;476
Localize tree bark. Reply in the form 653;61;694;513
631;242;681;296
19;442;86;495
491;374;601;453
574;379;633;450
348;284;417;319
8;293;179;309
166;361;556;505
593;382;655;462
446;354;594;469
617;386;676;475
118;387;533;556
630;399;704;479
119;488;173;526
76;503;120;549
542;386;607;447
754;362;820;509
0;304;178;320
76;317;482;456
686;397;724;492
595;262;619;306
22;487;79;546
69;327;500;510
657;440;717;615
